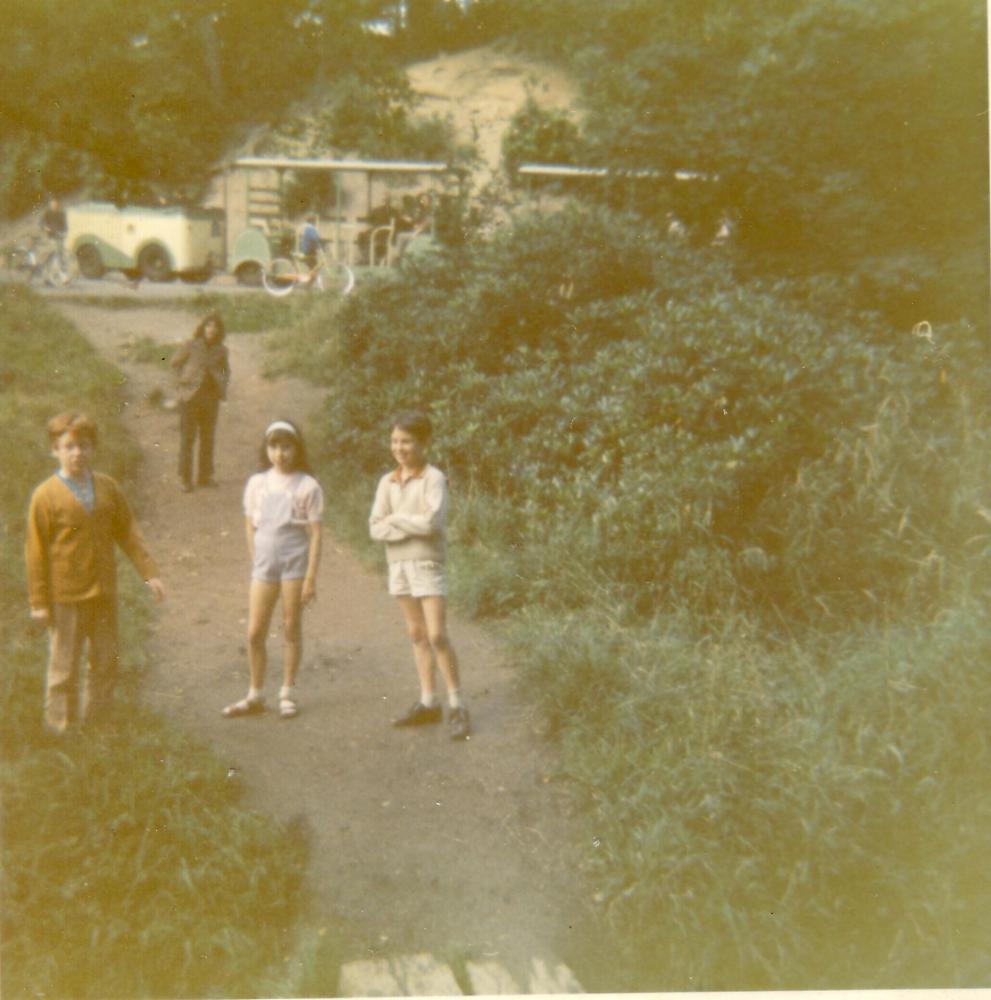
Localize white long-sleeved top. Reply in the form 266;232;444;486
369;463;448;563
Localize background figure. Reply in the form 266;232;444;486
33;197;68;281
711;211;734;246
298;214;321;271
357;193;414;265
41;197;67;242
170;312;230;492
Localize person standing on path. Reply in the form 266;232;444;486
170;312;230;492
369;410;470;740
25;411;166;734
223;420;323;721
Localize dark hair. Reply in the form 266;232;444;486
258;419;311;473
391;410;432;444
193;311;225;341
48;411;97;446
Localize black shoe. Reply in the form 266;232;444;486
392;701;442;727
449;706;471;741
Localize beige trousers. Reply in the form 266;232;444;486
46;598;118;733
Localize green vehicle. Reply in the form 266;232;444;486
66;202;224;282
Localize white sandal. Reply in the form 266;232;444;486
279;697;298;719
222;697;265;718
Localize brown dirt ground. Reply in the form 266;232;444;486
53;300;605;989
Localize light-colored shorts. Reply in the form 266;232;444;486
252;534;309;583
388;559;448;598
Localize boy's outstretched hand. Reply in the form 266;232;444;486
145;578;167;602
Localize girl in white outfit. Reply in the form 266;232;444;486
223;420;323;720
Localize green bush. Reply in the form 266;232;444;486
310;204;990;627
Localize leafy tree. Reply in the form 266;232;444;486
501;94;584;180
481;0;988;323
0;0;386;214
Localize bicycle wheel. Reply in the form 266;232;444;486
44;249;76;288
262;257;298;297
314;261;355;296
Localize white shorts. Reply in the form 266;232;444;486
388;559;448;598
252;530;310;583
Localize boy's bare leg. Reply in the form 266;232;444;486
280;578;304;690
421;595;461;693
397;596;437;701
247;580;280;693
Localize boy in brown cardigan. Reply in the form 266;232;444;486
25;412;166;733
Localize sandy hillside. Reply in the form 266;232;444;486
406;43;580;179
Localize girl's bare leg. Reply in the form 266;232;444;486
280;578;305;689
246;580;280;692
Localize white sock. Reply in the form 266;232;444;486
448;690;462;709
279;685;294;700
248;687;263;702
420;691;438;707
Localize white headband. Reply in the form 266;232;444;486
265;421;298;439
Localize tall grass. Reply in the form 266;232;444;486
509;603;991;989
0;285;318;998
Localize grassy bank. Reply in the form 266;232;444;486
270;205;991;990
54;288;314;333
0;286;316;998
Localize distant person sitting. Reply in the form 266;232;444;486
395;193;433;261
357;195;413;265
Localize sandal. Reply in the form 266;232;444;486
222;697;265;718
279;697;298;719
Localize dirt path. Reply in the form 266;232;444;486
55;302;600;988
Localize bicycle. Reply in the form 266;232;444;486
6;235;76;288
262;243;354;298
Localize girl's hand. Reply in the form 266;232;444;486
302;578;317;607
145;578;167;602
30;607;50;625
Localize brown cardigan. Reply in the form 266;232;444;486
170;336;230;403
25;473;160;609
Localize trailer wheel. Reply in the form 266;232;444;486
77;244;105;279
138;244;172;282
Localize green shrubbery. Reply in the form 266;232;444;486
278;200;989;988
310;204;990;630
0;287;310;998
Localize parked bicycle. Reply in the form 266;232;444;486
6;236;76;288
262;243;354;298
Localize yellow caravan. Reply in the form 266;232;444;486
66;202;224;282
